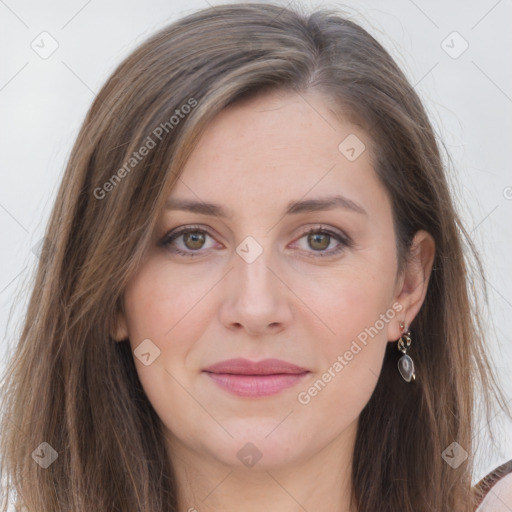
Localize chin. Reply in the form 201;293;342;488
204;423;310;469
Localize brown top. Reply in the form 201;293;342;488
472;459;512;510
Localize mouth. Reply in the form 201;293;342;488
202;358;310;397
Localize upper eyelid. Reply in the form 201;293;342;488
163;223;346;238
162;225;219;243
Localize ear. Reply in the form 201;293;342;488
111;300;129;342
387;230;436;342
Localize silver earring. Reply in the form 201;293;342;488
397;322;415;382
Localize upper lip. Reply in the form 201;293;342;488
203;358;309;375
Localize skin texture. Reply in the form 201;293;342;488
114;90;435;512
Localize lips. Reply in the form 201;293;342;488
202;358;310;397
202;358;309;375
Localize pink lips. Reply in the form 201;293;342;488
202;358;310;397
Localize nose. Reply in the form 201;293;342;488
218;243;293;336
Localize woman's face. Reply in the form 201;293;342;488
115;90;424;472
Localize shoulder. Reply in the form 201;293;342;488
475;460;512;511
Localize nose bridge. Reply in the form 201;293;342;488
218;232;292;333
233;233;276;297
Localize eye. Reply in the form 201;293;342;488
158;225;220;258
291;226;351;258
159;224;352;259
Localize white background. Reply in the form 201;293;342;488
1;0;511;484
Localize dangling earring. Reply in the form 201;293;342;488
397;321;415;382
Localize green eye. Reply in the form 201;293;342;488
181;231;206;251
307;232;331;251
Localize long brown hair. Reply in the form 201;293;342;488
0;3;507;511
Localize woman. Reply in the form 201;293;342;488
0;3;510;511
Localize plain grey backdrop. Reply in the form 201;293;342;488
1;0;511;484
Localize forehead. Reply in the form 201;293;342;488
168;90;385;216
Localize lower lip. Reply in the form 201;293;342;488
204;372;309;397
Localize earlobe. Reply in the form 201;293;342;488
389;230;436;338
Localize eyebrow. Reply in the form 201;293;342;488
164;194;367;217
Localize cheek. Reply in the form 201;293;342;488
123;258;212;346
293;250;397;409
305;274;392;377
120;262;211;415
297;253;397;352
295;282;391;430
120;262;208;428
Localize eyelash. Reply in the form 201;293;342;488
158;224;352;259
